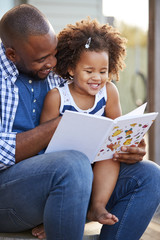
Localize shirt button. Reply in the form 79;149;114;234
31;88;34;92
33;109;35;113
33;99;36;103
29;80;32;84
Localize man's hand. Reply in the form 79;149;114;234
113;139;146;164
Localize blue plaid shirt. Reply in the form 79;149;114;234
0;42;62;171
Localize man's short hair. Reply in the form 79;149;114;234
0;4;52;47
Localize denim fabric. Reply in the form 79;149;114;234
0;152;160;240
100;160;160;240
0;150;93;240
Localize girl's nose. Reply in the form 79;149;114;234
92;73;101;80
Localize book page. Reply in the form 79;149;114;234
116;102;147;121
95;112;158;161
45;110;114;163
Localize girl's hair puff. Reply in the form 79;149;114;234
55;17;127;81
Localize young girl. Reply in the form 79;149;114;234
40;18;127;225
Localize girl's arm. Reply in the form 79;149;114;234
40;88;61;123
105;81;122;119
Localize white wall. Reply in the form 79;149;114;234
0;0;15;19
28;0;104;34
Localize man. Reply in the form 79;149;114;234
0;4;160;240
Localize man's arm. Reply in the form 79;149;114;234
113;138;146;164
15;117;61;163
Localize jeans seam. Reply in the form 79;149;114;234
0;172;57;189
0;208;34;229
114;174;142;240
119;175;143;185
59;185;64;240
115;191;136;240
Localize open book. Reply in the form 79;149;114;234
45;103;158;163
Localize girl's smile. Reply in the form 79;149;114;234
68;50;109;96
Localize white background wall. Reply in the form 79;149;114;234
28;0;104;34
0;0;15;19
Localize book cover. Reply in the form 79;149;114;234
45;103;158;163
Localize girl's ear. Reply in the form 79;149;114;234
68;68;74;77
5;47;16;63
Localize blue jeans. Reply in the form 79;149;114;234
0;150;93;240
100;160;160;240
0;152;160;240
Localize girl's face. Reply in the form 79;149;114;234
69;50;109;96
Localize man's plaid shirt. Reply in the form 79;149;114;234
0;42;62;170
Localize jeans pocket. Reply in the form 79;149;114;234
0;208;33;232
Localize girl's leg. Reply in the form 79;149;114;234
87;159;120;225
100;160;160;240
0;150;93;240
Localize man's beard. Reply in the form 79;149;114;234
19;69;44;81
16;61;47;81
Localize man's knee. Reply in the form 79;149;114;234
133;160;160;200
66;151;93;197
57;150;93;187
45;150;93;192
143;160;160;193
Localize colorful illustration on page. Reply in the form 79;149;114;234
96;118;155;160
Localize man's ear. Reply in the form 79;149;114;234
5;48;16;63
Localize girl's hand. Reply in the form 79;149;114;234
113;139;146;164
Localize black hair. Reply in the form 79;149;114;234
0;4;51;47
55;17;127;81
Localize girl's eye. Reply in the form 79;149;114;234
86;71;92;74
100;71;107;74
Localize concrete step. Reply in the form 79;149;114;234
83;222;101;240
0;222;101;240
